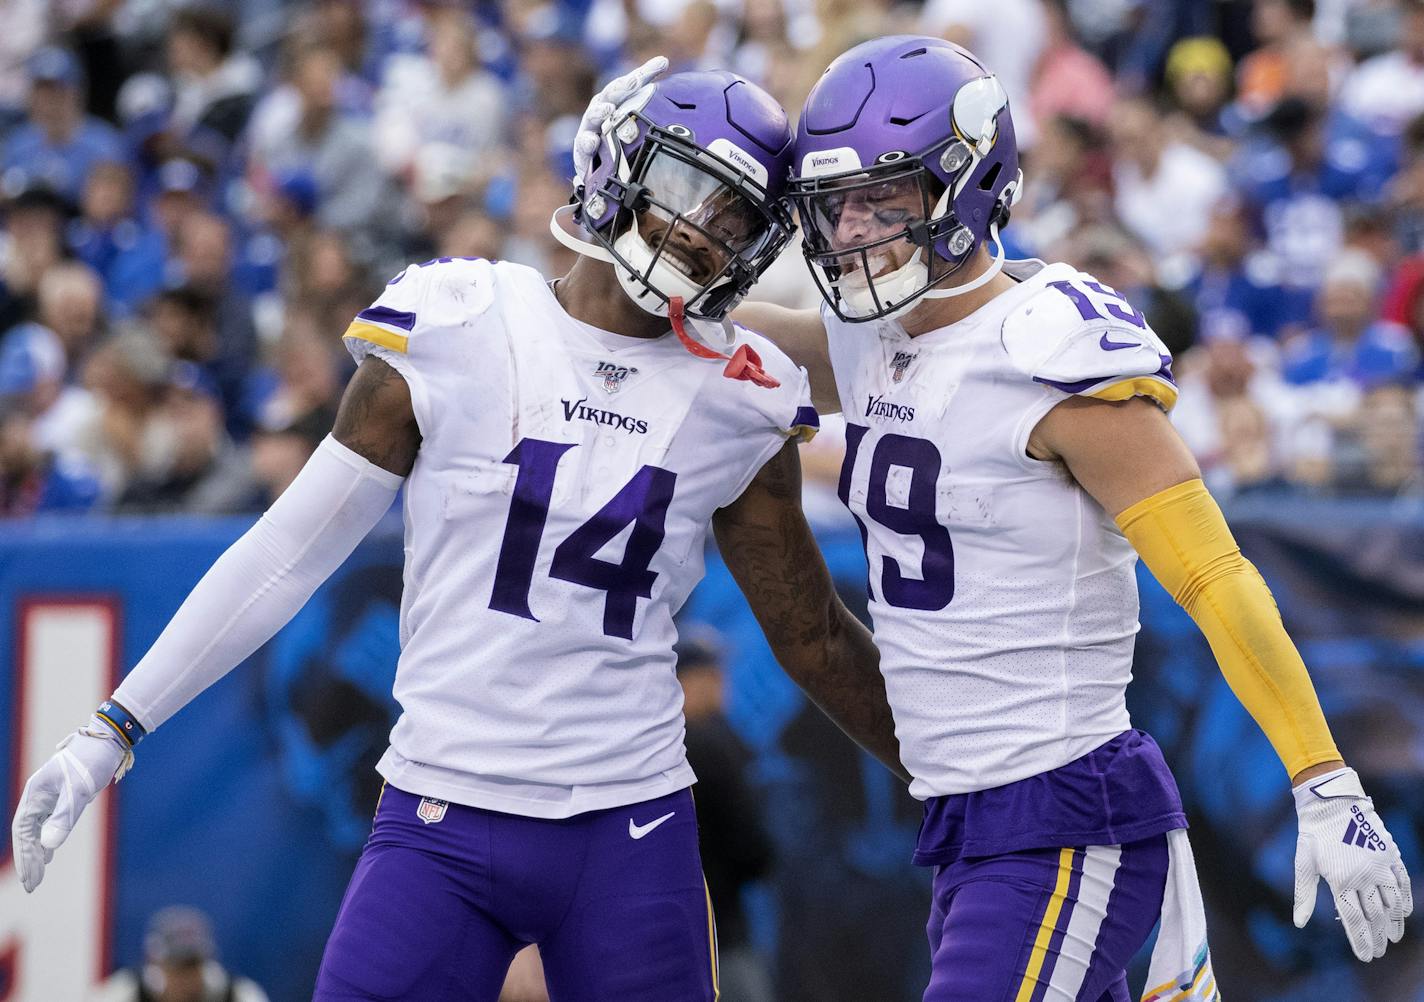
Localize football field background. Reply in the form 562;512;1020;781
2;498;1422;1001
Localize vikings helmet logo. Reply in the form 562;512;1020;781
594;361;638;394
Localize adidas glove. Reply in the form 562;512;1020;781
571;56;669;186
11;719;132;893
1293;766;1412;961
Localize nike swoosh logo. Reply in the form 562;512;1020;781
1099;333;1138;351
628;811;676;840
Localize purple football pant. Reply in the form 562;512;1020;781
313;785;717;1002
924;834;1169;1002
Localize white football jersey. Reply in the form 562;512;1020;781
343;258;815;818
823;259;1177;800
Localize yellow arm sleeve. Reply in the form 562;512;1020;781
1116;478;1340;778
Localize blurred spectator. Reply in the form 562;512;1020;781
151;157;214;243
80;328;169;497
1015;114;1113;255
1066;224;1199;355
0;399;100;515
1340;0;1424;137
1236;0;1319;116
166;6;261;148
1387;111;1424;254
920;0;1047;147
0;0;46;127
250;405;331;504
1172;195;1308;340
501;167;579;276
373;8;508;199
0;182;71;334
90;905;269;1002
0;319;96;456
675;629;776;1002
112;359;258;514
1172;334;1293;495
438;208;504;261
1111;96;1230;263
1030;0;1116;131
37;260;107;371
1164;36;1239;160
1282;248;1420;388
147;284;252;437
251;309;341;436
1235;95;1394;290
68;160;168;315
246;40;395;251
174;211;260;414
1;46;123;202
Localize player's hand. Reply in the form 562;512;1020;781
572;56;670;185
11;724;130;892
1293;766;1412;961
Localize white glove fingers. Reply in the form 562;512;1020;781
12;769;59;892
1393;860;1414;917
1336;889;1374;963
1358;885;1388;958
622;56;669;96
1292;837;1319;928
1381;882;1405;944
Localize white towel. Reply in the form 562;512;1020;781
1141;828;1221;1001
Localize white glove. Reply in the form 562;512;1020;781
571;56;670;186
1293;766;1412;961
11;721;131;893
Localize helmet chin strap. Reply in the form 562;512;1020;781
921;221;1006;300
549;205;615;262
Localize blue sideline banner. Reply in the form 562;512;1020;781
0;499;1422;1002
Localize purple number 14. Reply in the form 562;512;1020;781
489;438;676;639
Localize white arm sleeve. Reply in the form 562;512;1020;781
113;436;403;731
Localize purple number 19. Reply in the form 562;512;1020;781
839;426;955;611
489;438;676;639
1049;279;1146;328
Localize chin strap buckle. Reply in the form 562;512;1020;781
668;296;780;389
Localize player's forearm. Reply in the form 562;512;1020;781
113;437;400;731
794;600;908;782
1116;479;1341;778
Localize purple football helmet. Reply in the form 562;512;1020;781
554;70;795;330
788;36;1024;322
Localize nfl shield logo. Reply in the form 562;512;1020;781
890;351;917;383
594;360;638;394
416;797;448;824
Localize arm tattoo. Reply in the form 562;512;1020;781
714;442;907;781
332;357;422;476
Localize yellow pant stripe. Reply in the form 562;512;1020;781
703;876;720;1000
1013;847;1076;1002
343;320;410;355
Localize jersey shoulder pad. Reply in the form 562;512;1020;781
342;256;495;359
731;325;820;442
1001;269;1178;411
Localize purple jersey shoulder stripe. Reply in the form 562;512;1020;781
791;405;820;429
1034;354;1176;396
357;305;419;331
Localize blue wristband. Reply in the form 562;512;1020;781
95;699;147;748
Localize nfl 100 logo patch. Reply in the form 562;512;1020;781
594;360;638;394
890;351;917;383
416;797;449;824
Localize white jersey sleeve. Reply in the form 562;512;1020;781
716;327;819;506
1001;272;1177;413
341;257;496;432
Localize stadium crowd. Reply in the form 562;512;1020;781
1;0;1422;518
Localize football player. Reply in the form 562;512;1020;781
575;39;1413;1002
11;67;902;1002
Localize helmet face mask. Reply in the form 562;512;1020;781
563;72;796;330
792;154;962;322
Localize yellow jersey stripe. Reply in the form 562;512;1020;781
343;320;410;355
1085;376;1179;412
1012;847;1076;1002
